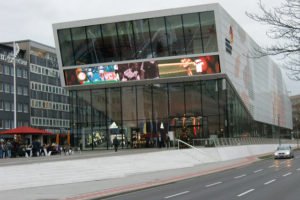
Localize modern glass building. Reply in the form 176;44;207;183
53;3;292;150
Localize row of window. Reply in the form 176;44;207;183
31;117;69;128
0;100;29;113
0;64;28;79
0;120;29;129
58;11;218;66
30;81;69;96
30;64;60;78
30;99;70;112
30;54;59;69
0;83;28;96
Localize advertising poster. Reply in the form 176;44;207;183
64;55;220;86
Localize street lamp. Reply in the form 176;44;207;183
12;42;20;129
278;114;281;145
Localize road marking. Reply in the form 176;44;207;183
282;172;292;177
234;174;246;179
164;191;190;199
264;179;276;185
296;168;300;171
237;189;255;197
205;181;223;187
254;169;263;173
268;165;275;168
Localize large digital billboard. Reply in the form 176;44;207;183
63;55;220;86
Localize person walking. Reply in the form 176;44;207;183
113;136;119;152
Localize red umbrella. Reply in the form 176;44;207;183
0;126;53;135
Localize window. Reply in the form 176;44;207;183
23;69;28;79
17;68;22;77
23;104;28;113
58;29;75;66
4;65;10;75
5;84;10;93
200;11;218;53
71;27;90;65
23;86;28;96
101;23;120;62
182;13;203;54
165;15;185;56
0;64;3;74
117;21;136;60
4;120;10;129
0;120;3;129
132;19;152;59
17;86;23;95
10;85;14;94
10;66;14;76
18;103;22;112
0;100;3;110
149;17;169;57
0;82;3;92
5;102;10;111
86;25;104;63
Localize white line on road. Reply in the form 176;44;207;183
297;168;300;171
282;172;292;177
268;165;275;168
237;189;255;197
254;169;263;173
164;191;190;199
205;181;223;187
234;174;247;179
264;179;276;185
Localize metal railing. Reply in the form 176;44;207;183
188;137;297;148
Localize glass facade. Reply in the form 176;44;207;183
57;11;218;66
69;77;263;150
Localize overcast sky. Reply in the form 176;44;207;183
0;0;298;95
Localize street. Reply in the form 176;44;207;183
103;151;300;200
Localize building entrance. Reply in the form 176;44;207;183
169;115;208;144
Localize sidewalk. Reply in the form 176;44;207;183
0;148;259;200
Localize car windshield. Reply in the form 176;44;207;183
277;146;290;150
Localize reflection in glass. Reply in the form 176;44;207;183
122;87;137;121
86;25;104;63
101;23;120;62
185;82;201;115
169;83;185;117
117;22;136;60
71;27;90;65
149;17;169;57
132;19;152;59
200;11;218;53
165;15;185;56
153;84;168;119
107;88;121;122
182;13;203;54
137;85;152;120
58;29;74;66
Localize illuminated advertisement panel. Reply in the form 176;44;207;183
64;55;220;86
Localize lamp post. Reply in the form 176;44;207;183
13;42;20;129
278;114;281;145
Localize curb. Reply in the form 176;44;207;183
65;156;258;200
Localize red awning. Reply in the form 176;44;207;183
0;126;53;135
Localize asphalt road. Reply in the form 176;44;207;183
102;151;300;200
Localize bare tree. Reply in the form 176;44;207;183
246;0;300;80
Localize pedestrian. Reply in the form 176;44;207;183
6;140;12;158
166;134;170;148
113;136;119;152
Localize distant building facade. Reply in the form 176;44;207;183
290;95;300;138
53;3;292;150
0;40;70;136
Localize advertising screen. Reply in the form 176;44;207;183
64;55;220;86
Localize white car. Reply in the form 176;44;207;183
274;145;294;159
